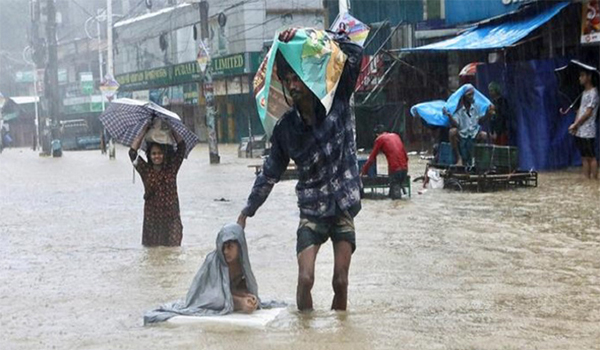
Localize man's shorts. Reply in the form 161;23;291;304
575;137;597;158
390;170;408;200
296;210;356;255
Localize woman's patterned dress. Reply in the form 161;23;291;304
129;142;184;246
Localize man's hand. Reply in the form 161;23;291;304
442;107;451;118
278;28;297;43
237;213;248;229
568;123;578;135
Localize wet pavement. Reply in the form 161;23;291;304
1;145;599;349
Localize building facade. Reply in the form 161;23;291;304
113;0;327;143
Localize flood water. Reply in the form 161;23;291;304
1;145;599;349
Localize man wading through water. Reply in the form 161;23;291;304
237;28;363;311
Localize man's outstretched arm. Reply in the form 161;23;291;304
361;137;383;176
238;129;290;228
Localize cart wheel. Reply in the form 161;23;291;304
444;178;463;192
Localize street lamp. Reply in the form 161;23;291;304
85;8;123;111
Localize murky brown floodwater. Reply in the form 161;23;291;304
1;145;599;349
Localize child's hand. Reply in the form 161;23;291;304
246;294;258;306
243;295;258;312
568;123;578;135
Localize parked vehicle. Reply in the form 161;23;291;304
59;119;101;150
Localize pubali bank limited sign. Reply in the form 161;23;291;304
211;53;246;76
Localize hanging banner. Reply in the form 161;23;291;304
197;40;210;74
100;74;120;101
330;12;370;47
582;0;600;44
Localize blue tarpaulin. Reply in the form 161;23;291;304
476;59;587;171
405;2;569;51
410;100;448;127
444;84;493;116
410;85;493;128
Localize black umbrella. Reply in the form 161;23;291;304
99;98;200;158
555;60;600;115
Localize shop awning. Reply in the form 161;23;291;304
404;1;570;52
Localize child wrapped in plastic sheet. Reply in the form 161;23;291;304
144;223;278;324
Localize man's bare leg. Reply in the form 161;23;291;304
449;128;460;164
297;245;320;311
331;240;352;311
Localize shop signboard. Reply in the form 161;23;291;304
116;54;262;92
211;52;262;77
170;85;185;104
132;90;150;101
16;68;66;84
173;61;202;85
63;95;103;114
58;69;67;85
214;80;227;96
80;72;94;95
183;84;199;105
117;61;206;91
582;0;600;44
211;53;245;77
226;77;242;95
445;0;521;25
15;70;34;83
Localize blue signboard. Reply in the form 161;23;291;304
445;0;524;25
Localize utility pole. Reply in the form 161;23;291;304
30;0;43;152
106;0;114;77
96;13;105;111
45;0;59;136
200;0;220;164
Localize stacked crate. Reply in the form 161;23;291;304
474;145;519;172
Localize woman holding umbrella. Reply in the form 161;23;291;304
100;98;200;246
129;124;186;246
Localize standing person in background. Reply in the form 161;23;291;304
129;124;187;246
488;82;512;146
569;69;599;180
100;129;107;155
360;125;408;199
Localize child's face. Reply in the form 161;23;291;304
223;241;240;264
579;72;591;86
150;145;164;165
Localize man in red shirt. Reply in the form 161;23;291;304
360;125;409;199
